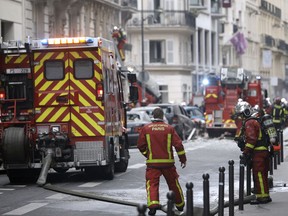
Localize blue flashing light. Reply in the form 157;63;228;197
202;78;209;86
41;39;48;46
86;38;94;43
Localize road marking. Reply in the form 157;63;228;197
0;192;3;194
128;163;145;169
46;193;70;200
3;203;48;215
0;188;15;191
78;182;103;187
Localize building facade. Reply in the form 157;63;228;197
0;0;136;42
1;0;288;104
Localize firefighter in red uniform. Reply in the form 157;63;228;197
235;101;272;204
137;107;186;215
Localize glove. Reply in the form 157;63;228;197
240;154;251;166
234;137;245;151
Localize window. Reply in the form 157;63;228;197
149;40;165;63
74;59;93;79
45;60;64;80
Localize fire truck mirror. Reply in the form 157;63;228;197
127;73;137;83
129;86;138;102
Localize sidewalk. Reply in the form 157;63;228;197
233;146;288;216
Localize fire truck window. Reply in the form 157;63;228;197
248;90;257;97
45;61;64;80
74;59;93;79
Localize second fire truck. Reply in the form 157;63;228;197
204;67;268;138
0;37;138;184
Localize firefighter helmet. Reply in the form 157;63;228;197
235;101;252;117
274;97;281;105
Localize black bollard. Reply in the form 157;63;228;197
246;161;251;196
203;173;210;216
186;182;194;216
218;167;225;216
137;204;147;216
277;129;281;165
274;150;278;170
228;160;234;216
280;129;284;162
239;155;245;211
167;191;175;216
269;152;274;175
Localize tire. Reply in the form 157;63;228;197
3;127;27;164
7;169;41;184
103;163;114;180
115;149;129;173
53;168;69;174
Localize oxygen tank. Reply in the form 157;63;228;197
261;114;278;144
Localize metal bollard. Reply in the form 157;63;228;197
228;160;234;216
280;129;284;162
239;155;245;211
218;167;225;216
274;151;278;170
167;191;175;216
186;182;194;216
203;173;210;216
246;161;251;196
269;153;274;175
137;204;147;216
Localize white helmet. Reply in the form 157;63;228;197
235;101;252;117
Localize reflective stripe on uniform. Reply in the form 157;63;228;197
177;150;185;156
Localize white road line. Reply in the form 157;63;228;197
3;203;48;215
0;192;3;194
0;188;14;191
128;163;146;169
46;193;70;200
78;182;103;187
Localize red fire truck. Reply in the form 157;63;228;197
204;67;267;138
0;37;138;184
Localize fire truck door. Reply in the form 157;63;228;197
69;50;104;137
33;51;71;125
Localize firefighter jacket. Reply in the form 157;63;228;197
271;104;284;125
137;121;186;168
242;118;268;156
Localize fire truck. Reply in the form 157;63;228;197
204;67;267;138
0;37;138;184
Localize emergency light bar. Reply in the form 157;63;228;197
41;37;95;46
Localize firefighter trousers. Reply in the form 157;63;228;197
145;166;185;209
252;151;270;199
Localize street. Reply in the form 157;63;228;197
0;136;244;216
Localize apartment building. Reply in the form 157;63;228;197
0;0;136;41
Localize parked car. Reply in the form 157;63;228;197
126;110;151;147
130;106;169;123
147;103;196;140
184;106;206;136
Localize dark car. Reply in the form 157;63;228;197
130;106;169;124
147;103;196;140
126;110;151;147
184;106;206;136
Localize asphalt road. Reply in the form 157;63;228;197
0;136;241;216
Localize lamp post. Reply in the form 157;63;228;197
141;0;146;103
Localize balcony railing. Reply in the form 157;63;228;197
121;0;137;8
127;11;196;29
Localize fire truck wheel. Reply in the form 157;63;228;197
2;127;28;164
53;168;69;173
104;163;115;180
115;149;129;172
7;169;41;184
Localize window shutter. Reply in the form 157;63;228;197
144;40;149;64
167;40;174;64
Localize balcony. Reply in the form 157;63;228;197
188;0;206;10
127;10;196;29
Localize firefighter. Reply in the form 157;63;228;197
234;101;272;204
137;107;186;215
112;26;127;61
271;97;285;130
